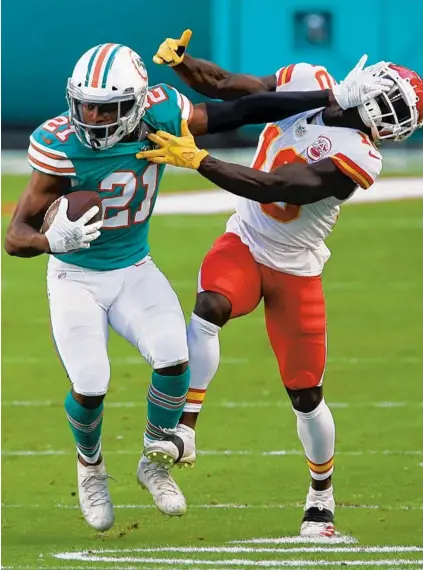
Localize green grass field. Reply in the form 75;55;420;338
2;172;423;569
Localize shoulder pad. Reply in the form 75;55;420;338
275;63;336;92
143;83;193;136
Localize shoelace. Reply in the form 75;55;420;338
144;464;178;495
306;499;326;512
81;473;114;507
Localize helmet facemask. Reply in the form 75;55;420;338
67;82;148;150
358;63;421;142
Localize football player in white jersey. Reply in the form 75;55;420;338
138;31;423;537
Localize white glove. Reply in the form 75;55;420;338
45;197;103;253
332;54;393;110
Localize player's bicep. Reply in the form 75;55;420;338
10;171;69;229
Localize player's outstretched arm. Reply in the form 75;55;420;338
4;171;67;257
136;120;356;203
202;89;336;134
175;54;276;100
187;89;336;136
183;58;393;136
197;156;357;204
153;29;275;99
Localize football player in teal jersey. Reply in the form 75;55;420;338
4;41;389;532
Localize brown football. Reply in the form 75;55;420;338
41;191;103;234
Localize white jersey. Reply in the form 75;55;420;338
230;63;383;276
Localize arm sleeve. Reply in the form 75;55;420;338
205;89;333;134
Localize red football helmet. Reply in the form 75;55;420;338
358;62;423;141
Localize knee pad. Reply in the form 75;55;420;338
286;386;323;413
71;359;110;397
143;322;189;369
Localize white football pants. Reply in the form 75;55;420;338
47;255;188;396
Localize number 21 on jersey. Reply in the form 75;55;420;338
252;125;306;223
98;165;158;229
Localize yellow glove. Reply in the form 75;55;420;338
136;119;208;170
153;29;192;67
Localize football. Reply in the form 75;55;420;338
41;191;103;234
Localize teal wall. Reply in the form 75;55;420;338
3;0;423;129
1;0;211;125
211;0;423;80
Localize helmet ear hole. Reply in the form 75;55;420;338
112;86;118;91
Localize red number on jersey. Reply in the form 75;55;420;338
314;69;335;90
253;125;306;223
261;148;307;223
145;86;168;109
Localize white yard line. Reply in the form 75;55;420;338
2;449;422;458
61;546;423;554
2;502;421;511
0;564;187;570
52;552;423;566
1;562;202;570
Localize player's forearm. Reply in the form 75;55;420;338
175;54;269;100
206;90;335;133
4;221;50;257
198;157;324;205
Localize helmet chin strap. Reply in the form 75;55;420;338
88;131;103;151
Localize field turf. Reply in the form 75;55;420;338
2;172;422;568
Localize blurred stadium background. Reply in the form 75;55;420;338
2;1;423;568
2;0;423;172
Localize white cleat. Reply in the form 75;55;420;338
137;455;187;516
174;423;196;468
300;487;335;538
143;424;196;469
77;458;115;532
144;438;180;469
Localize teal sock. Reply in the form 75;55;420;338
64;391;103;463
145;368;190;445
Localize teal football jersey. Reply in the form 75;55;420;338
28;84;193;270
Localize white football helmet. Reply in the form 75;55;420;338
66;44;148;150
358;62;423;142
